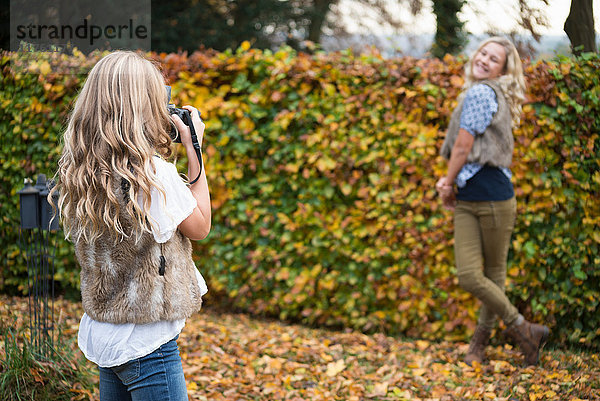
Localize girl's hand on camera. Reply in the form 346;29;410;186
170;105;205;148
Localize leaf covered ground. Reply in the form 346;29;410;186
1;296;598;400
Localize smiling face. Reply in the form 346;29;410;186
471;42;507;80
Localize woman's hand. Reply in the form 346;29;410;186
436;177;456;211
171;105;212;241
171;105;205;181
438;128;473;211
170;105;205;149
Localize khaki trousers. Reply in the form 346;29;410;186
454;196;520;329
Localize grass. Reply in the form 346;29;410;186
0;299;96;401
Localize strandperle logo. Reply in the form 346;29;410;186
15;18;148;47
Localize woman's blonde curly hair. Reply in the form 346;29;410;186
463;36;526;127
52;51;174;243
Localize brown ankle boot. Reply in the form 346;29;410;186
464;325;491;366
504;319;549;366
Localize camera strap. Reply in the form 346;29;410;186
189;148;203;185
159;243;166;276
186;111;203;185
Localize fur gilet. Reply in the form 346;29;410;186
75;179;202;324
440;80;513;167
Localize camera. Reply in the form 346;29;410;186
166;85;201;148
165;86;204;184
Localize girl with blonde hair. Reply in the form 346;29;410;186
436;37;549;367
54;51;211;400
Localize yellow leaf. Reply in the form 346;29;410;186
276;268;290;281
241;41;251;51
276;212;290;224
341;183;352;196
39;61;51;76
238;117;255;133
323;83;336;96
326;359;346;377
319;276;336;290
315;157;336;172
450;75;464;87
268;357;282;371
217;135;230;146
370;382;388;397
299;82;312;96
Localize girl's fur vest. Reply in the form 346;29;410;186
75;179;203;324
440;80;513;167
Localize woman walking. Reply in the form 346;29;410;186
436;37;549;367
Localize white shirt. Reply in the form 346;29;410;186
78;157;208;368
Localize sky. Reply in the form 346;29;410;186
461;0;600;36
340;0;600;37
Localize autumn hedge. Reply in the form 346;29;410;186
1;47;598;347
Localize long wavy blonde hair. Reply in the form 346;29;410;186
52;51;173;243
463;36;526;127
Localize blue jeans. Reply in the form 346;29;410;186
98;336;188;401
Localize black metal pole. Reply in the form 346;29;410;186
18;175;60;359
